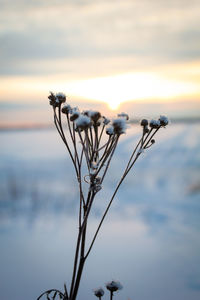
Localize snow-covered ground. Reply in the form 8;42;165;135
0;123;200;300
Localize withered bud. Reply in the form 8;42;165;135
140;119;148;126
56;92;66;104
62;104;71;114
90;111;101;123
150;119;161;129
70;112;80;121
48;92;58;107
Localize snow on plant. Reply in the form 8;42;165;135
37;92;168;300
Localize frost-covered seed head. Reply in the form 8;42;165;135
70;108;80;121
159;115;169;126
103;117;110;125
75;114;91;130
117;112;129;120
106;281;123;292
106;126;114;135
112;118;127;135
48;92;58;107
140;119;148;126
150;119;161;129
88;111;101;123
56;92;66;104
62;104;72;114
93;287;104;298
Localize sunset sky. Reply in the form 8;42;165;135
1;0;200;122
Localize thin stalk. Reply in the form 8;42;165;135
95;136;117;177
97;124;105;148
55;107;78;175
143;127;160;148
78;131;90;171
100;136;119;183
110;291;113;300
85;148;141;259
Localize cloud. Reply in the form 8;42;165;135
0;0;200;76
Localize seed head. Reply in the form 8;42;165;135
112;118;127;135
117;112;129;120
93;287;104;298
106;126;114;135
62;104;72;114
150;119;161;129
159;115;169;126
75;114;91;130
48;92;58;107
103;116;110;125
140;119;148;126
56;92;66;104
88;111;101;123
70;108;80;121
106;281;123;293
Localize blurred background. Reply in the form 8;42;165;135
0;1;200;300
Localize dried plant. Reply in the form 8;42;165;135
37;92;168;300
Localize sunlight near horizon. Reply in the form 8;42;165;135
0;71;199;110
55;72;199;110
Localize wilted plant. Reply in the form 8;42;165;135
37;92;168;300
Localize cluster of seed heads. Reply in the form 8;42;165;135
37;92;169;300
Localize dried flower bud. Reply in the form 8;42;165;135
62;104;71;114
75;114;91;130
93;287;104;298
112;118;127;135
159;115;169;126
117;112;129;120
56;92;66;104
103;117;110;125
106;281;123;293
70;108;80;121
150;119;161;129
140;119;148;126
48;92;58;107
89;111;101;123
106;126;114;135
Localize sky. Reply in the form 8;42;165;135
0;0;200;124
